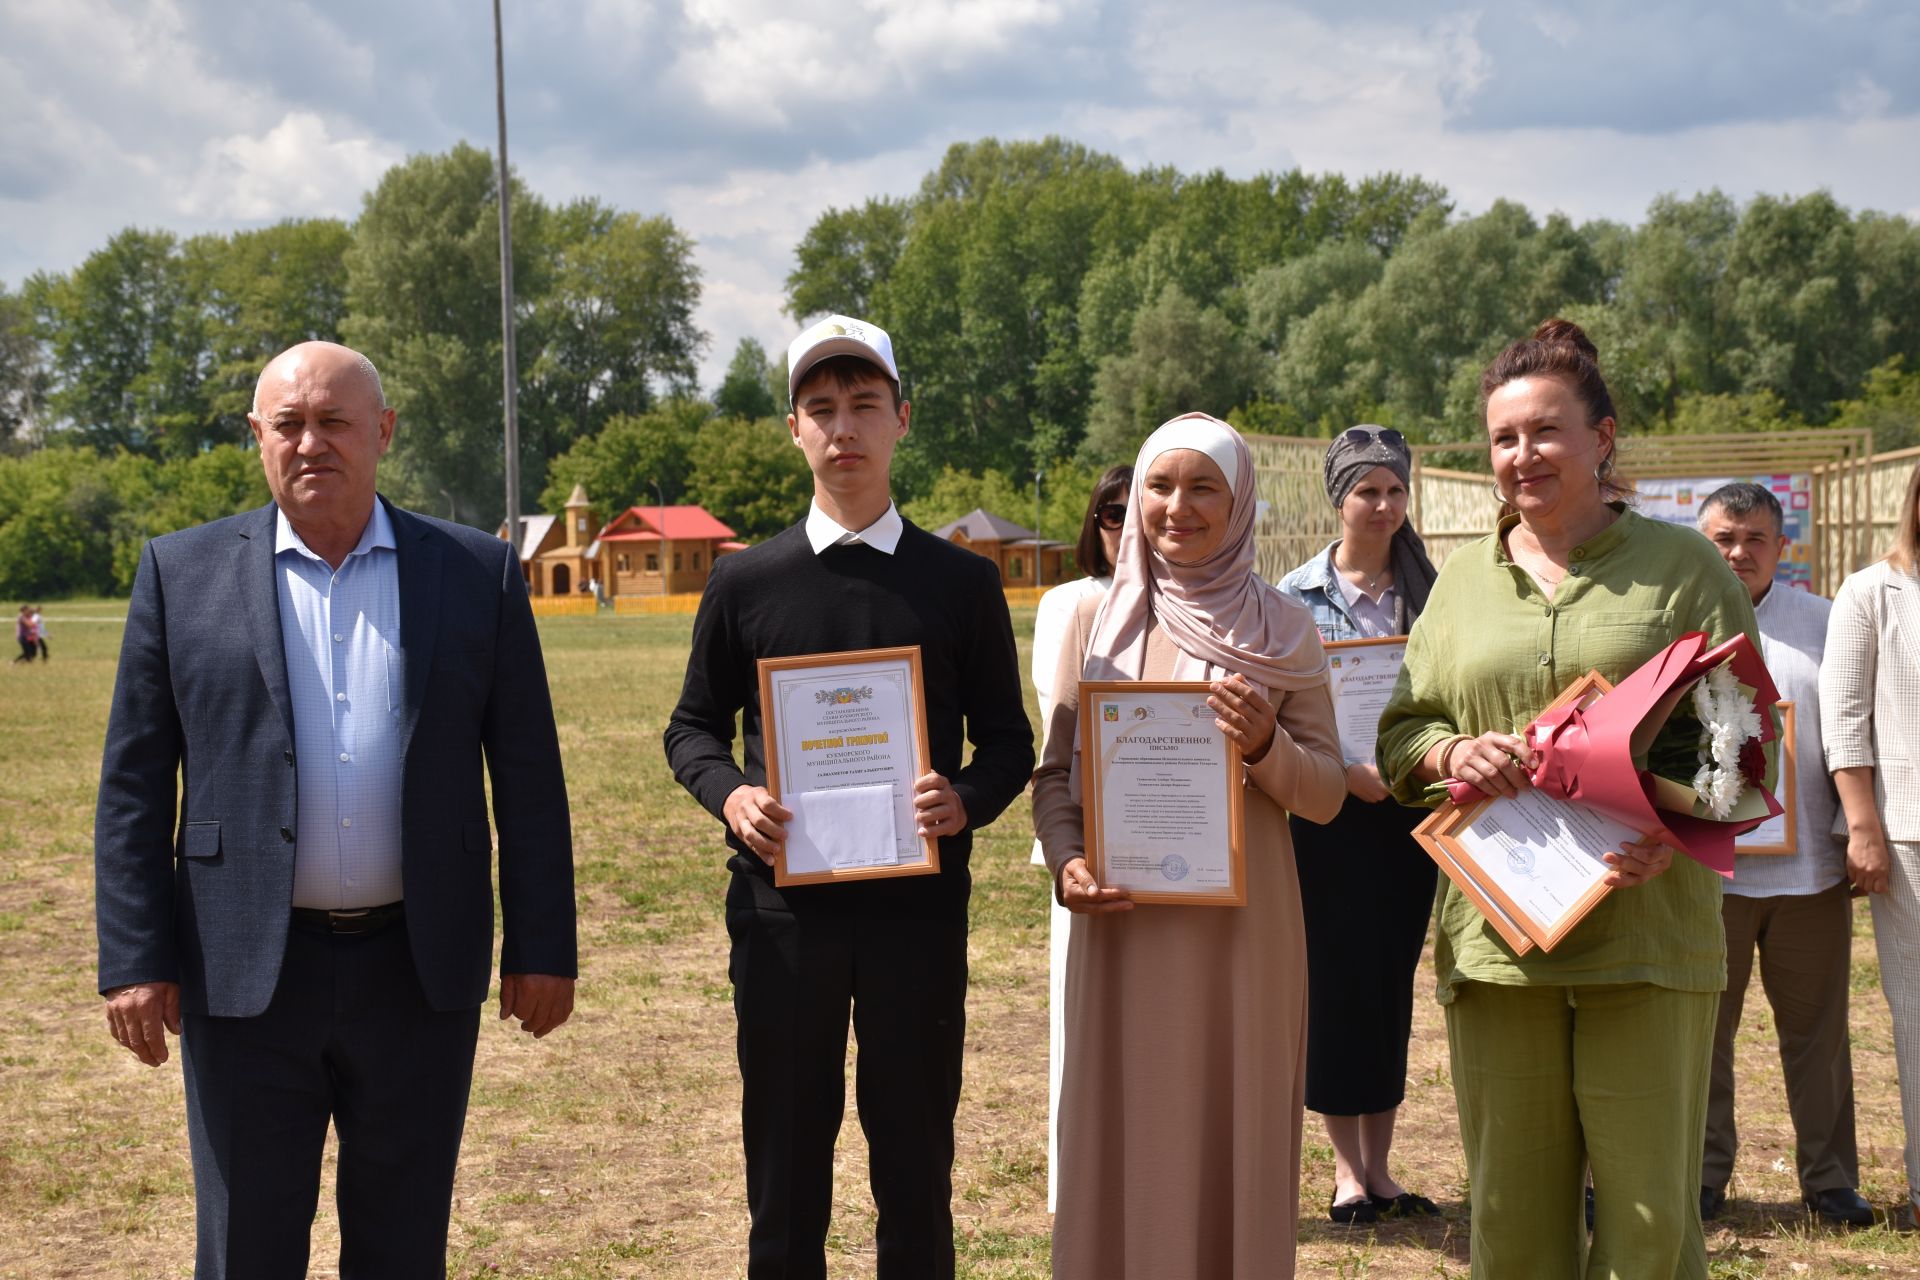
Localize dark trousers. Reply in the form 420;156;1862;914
1291;794;1436;1115
180;916;482;1280
726;873;969;1280
1704;882;1858;1195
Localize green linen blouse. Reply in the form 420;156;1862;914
1377;506;1763;1002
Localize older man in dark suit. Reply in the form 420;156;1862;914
94;341;576;1279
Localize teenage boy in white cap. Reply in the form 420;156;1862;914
665;314;1034;1279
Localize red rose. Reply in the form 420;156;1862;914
1738;737;1766;787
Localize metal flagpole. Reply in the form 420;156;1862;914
493;0;521;553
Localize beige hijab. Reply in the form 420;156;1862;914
1083;413;1327;697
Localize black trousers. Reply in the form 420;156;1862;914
180;916;481;1280
1291;793;1437;1115
726;871;970;1280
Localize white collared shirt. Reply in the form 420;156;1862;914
805;499;903;556
275;503;406;909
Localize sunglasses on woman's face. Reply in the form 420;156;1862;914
1096;503;1127;530
1344;426;1407;449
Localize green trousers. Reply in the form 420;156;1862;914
1446;980;1718;1280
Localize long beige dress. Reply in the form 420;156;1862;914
1033;594;1346;1280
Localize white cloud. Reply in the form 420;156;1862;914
180;113;402;221
670;0;1082;124
1836;72;1892;119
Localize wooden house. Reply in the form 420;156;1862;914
930;508;1068;587
594;504;744;597
499;484;599;598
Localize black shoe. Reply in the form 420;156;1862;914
1369;1191;1441;1218
1804;1187;1875;1227
1330;1195;1379;1225
1700;1185;1725;1220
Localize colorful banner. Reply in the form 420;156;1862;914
1633;473;1814;590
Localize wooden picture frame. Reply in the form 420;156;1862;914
757;645;938;886
1079;680;1247;907
1412;671;1658;953
1734;701;1798;855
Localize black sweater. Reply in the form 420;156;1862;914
663;519;1035;911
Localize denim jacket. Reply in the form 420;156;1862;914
1277;542;1379;644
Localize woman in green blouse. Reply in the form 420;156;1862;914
1377;319;1761;1279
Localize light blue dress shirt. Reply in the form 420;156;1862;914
276;503;405;909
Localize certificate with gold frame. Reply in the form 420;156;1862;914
1734;702;1797;855
757;645;937;886
1079;680;1246;907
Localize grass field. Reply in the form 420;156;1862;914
4;602;1919;1278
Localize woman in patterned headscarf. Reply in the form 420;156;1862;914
1033;412;1346;1279
1277;425;1443;1224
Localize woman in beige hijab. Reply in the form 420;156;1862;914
1033;413;1346;1279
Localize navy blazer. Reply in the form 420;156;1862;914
95;498;576;1017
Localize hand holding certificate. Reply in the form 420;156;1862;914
757;646;939;886
1078;681;1246;906
1416;632;1784;952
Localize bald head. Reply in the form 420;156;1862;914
248;340;396;564
253;341;386;418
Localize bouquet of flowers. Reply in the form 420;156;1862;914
1445;631;1782;876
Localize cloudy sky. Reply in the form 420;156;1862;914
3;0;1917;389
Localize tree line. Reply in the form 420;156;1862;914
4;136;1918;598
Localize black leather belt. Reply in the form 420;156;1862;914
291;902;405;935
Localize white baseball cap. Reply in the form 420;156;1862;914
786;314;899;403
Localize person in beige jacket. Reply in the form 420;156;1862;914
1821;459;1920;1221
1033;413;1345;1280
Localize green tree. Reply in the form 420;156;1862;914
0;285;49;452
1830;357;1920;452
713;337;778;421
343;143;549;523
537;400;707;516
27;229;211;456
195;219;352;437
785;198;909;322
524;199;704;464
685;416;812;541
1082;285;1262;463
1724;191;1867;421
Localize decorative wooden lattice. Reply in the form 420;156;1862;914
1244;435;1343;582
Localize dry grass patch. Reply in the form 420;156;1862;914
4;604;1919;1277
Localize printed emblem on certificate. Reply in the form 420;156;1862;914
1078;680;1246;907
1734;702;1797;854
1413;673;1652;954
757;646;937;886
1325;637;1408;767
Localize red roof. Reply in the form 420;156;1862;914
598;504;736;542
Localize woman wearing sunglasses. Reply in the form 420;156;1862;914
1276;425;1442;1224
1028;462;1131;1213
1034;414;1345;1278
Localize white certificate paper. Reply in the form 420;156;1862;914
1083;684;1243;904
759;648;933;884
1325;638;1407;767
1456;788;1639;946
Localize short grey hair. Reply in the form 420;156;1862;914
251;344;388;417
1698;482;1784;537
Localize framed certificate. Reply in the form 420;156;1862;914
1079;681;1246;906
1734;702;1797;855
1412;672;1658;953
757;646;937;886
1325;637;1408;767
